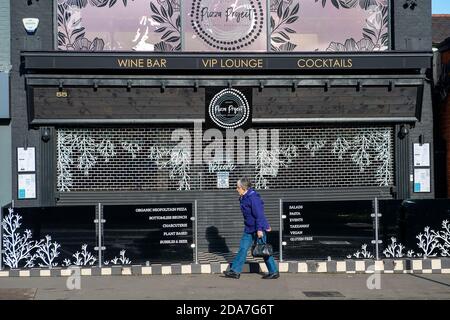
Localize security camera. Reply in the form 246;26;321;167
398;125;409;139
23;18;40;34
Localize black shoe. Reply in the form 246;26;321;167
223;270;240;279
262;272;280;279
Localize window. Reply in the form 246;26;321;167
56;0;389;52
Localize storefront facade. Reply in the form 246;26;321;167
9;0;434;258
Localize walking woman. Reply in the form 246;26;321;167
223;178;279;279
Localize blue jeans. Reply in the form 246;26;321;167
230;231;278;274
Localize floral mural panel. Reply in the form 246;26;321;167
57;0;389;52
183;0;268;52
57;0;182;51
270;0;389;52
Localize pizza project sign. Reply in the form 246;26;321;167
190;0;265;51
206;87;252;130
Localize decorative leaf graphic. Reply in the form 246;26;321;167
361;3;389;50
58;32;67;44
151;15;165;24
167;0;174;18
155;26;167;33
154;41;174;52
65;11;71;23
58;0;131;51
331;0;340;9
339;0;358;8
277;1;283;18
161;5;168;18
72;18;82;28
161;30;174;40
291;3;299;15
382;5;389;24
57;13;64;25
151;0;181;52
286;16;299;24
71;27;86;42
58;3;78;50
363;28;376;37
359;0;377;10
317;0;363;9
91;0;109;8
279;31;290;40
272;36;286;43
283;6;290;20
271;0;300;52
279;42;297;51
150;2;160;15
165;36;180;43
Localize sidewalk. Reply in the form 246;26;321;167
0;273;449;300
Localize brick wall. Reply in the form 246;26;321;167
393;0;432;50
10;0;53;207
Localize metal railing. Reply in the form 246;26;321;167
279;197;383;262
0;201;197;270
1;198;450;270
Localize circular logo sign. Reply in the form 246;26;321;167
209;89;250;129
190;0;265;51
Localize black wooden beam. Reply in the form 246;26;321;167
25;76;425;88
21;51;432;73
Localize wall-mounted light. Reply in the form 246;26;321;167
419;134;425;145
22;18;39;35
292;81;297;92
398;125;409;139
194;81;199;92
390;186;397;198
93;80;98;91
356;81;362;92
41;128;51;143
228;80;232;89
388;80;394;92
160;81;165;93
259;81;264;92
127;80;132;92
58;81;64;92
324;81;329;92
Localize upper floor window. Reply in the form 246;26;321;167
56;0;389;52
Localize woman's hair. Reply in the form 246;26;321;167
238;177;252;190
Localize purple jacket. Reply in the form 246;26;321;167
239;188;270;233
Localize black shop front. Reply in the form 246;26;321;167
4;0;444;269
9;50;431;265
